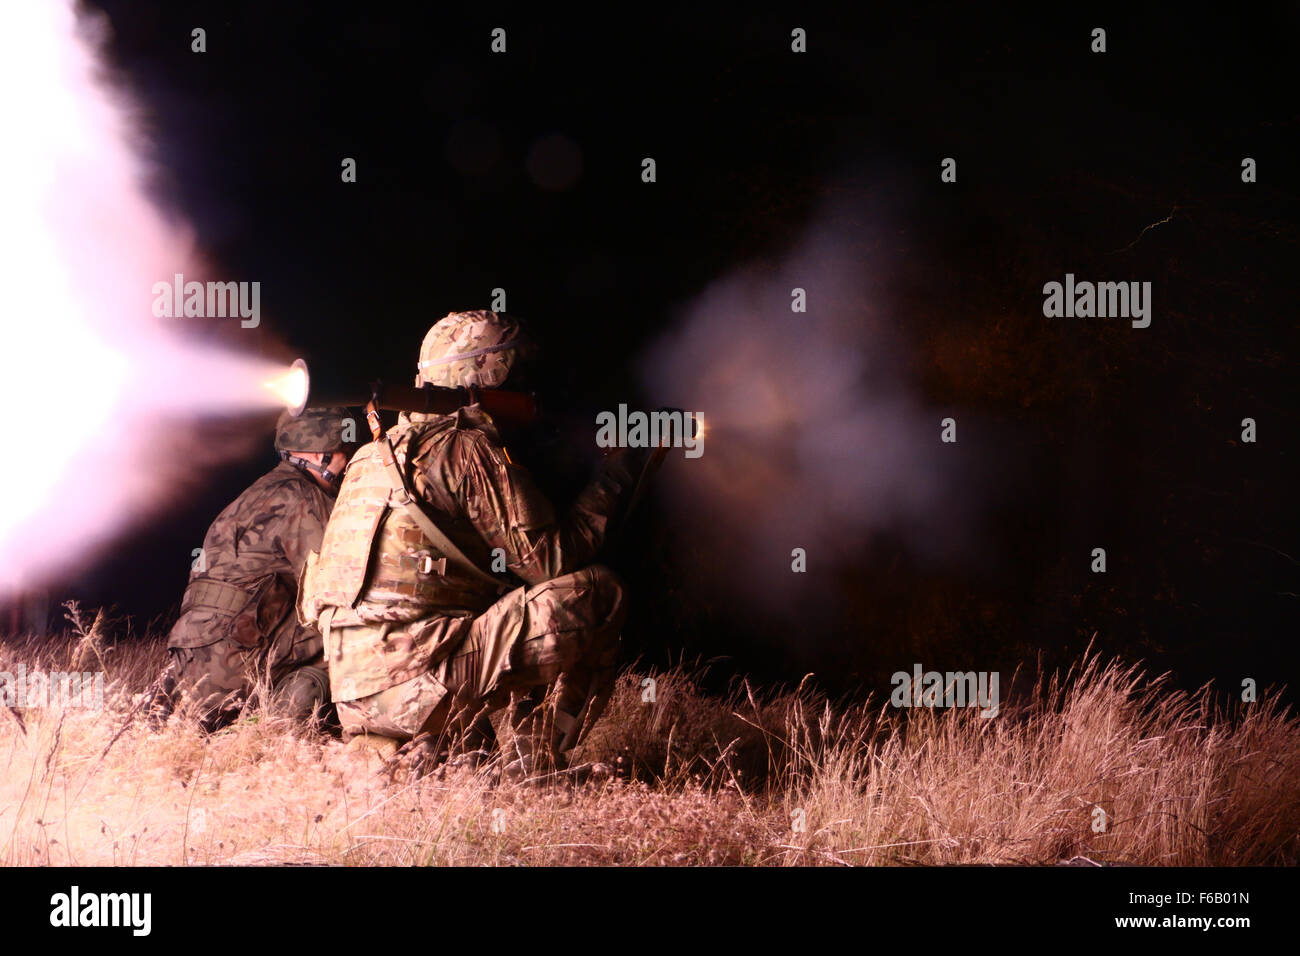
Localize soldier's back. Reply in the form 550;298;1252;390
169;462;333;650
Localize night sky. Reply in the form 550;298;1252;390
51;3;1297;702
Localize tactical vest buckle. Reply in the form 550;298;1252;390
412;550;445;577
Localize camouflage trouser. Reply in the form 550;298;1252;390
156;623;324;731
334;565;627;746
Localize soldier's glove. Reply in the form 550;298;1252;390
599;444;653;484
595;407;692;526
599;406;688;482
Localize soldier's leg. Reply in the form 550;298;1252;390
334;669;448;739
166;641;254;732
460;564;628;770
329;566;624;774
504;686;547;747
264;620;331;723
271;662;331;723
331;667;450;772
145;652;182;726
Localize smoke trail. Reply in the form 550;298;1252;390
0;2;292;593
639;199;976;614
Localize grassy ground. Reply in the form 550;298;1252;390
2;605;1297;866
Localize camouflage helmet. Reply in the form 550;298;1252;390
275;406;349;453
417;310;533;388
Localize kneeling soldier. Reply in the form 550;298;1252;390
299;311;652;776
152;407;351;731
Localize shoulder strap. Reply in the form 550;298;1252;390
374;429;508;595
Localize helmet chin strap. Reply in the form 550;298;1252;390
279;450;341;488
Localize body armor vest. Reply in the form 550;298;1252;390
300;418;499;627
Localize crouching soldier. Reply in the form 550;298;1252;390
150;407;352;731
298;311;655;777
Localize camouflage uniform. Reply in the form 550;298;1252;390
299;311;644;767
156;409;347;730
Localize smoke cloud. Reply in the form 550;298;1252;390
639;198;977;614
0;2;292;594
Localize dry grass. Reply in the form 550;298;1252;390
2;608;1296;866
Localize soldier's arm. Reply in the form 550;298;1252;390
277;489;332;582
447;433;642;586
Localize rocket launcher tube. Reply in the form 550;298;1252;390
285;359;539;433
364;381;539;427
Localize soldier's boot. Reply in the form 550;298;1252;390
465;711;498;750
143;668;178;730
393;732;447;781
343;733;401;775
393;707;501;781
501;688;570;781
444;712;500;772
501;733;567;782
549;634;620;772
193;686;246;734
548;686;614;783
344;733;400;758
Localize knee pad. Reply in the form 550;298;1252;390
273;665;330;719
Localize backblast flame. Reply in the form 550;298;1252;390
264;360;310;417
0;2;298;596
